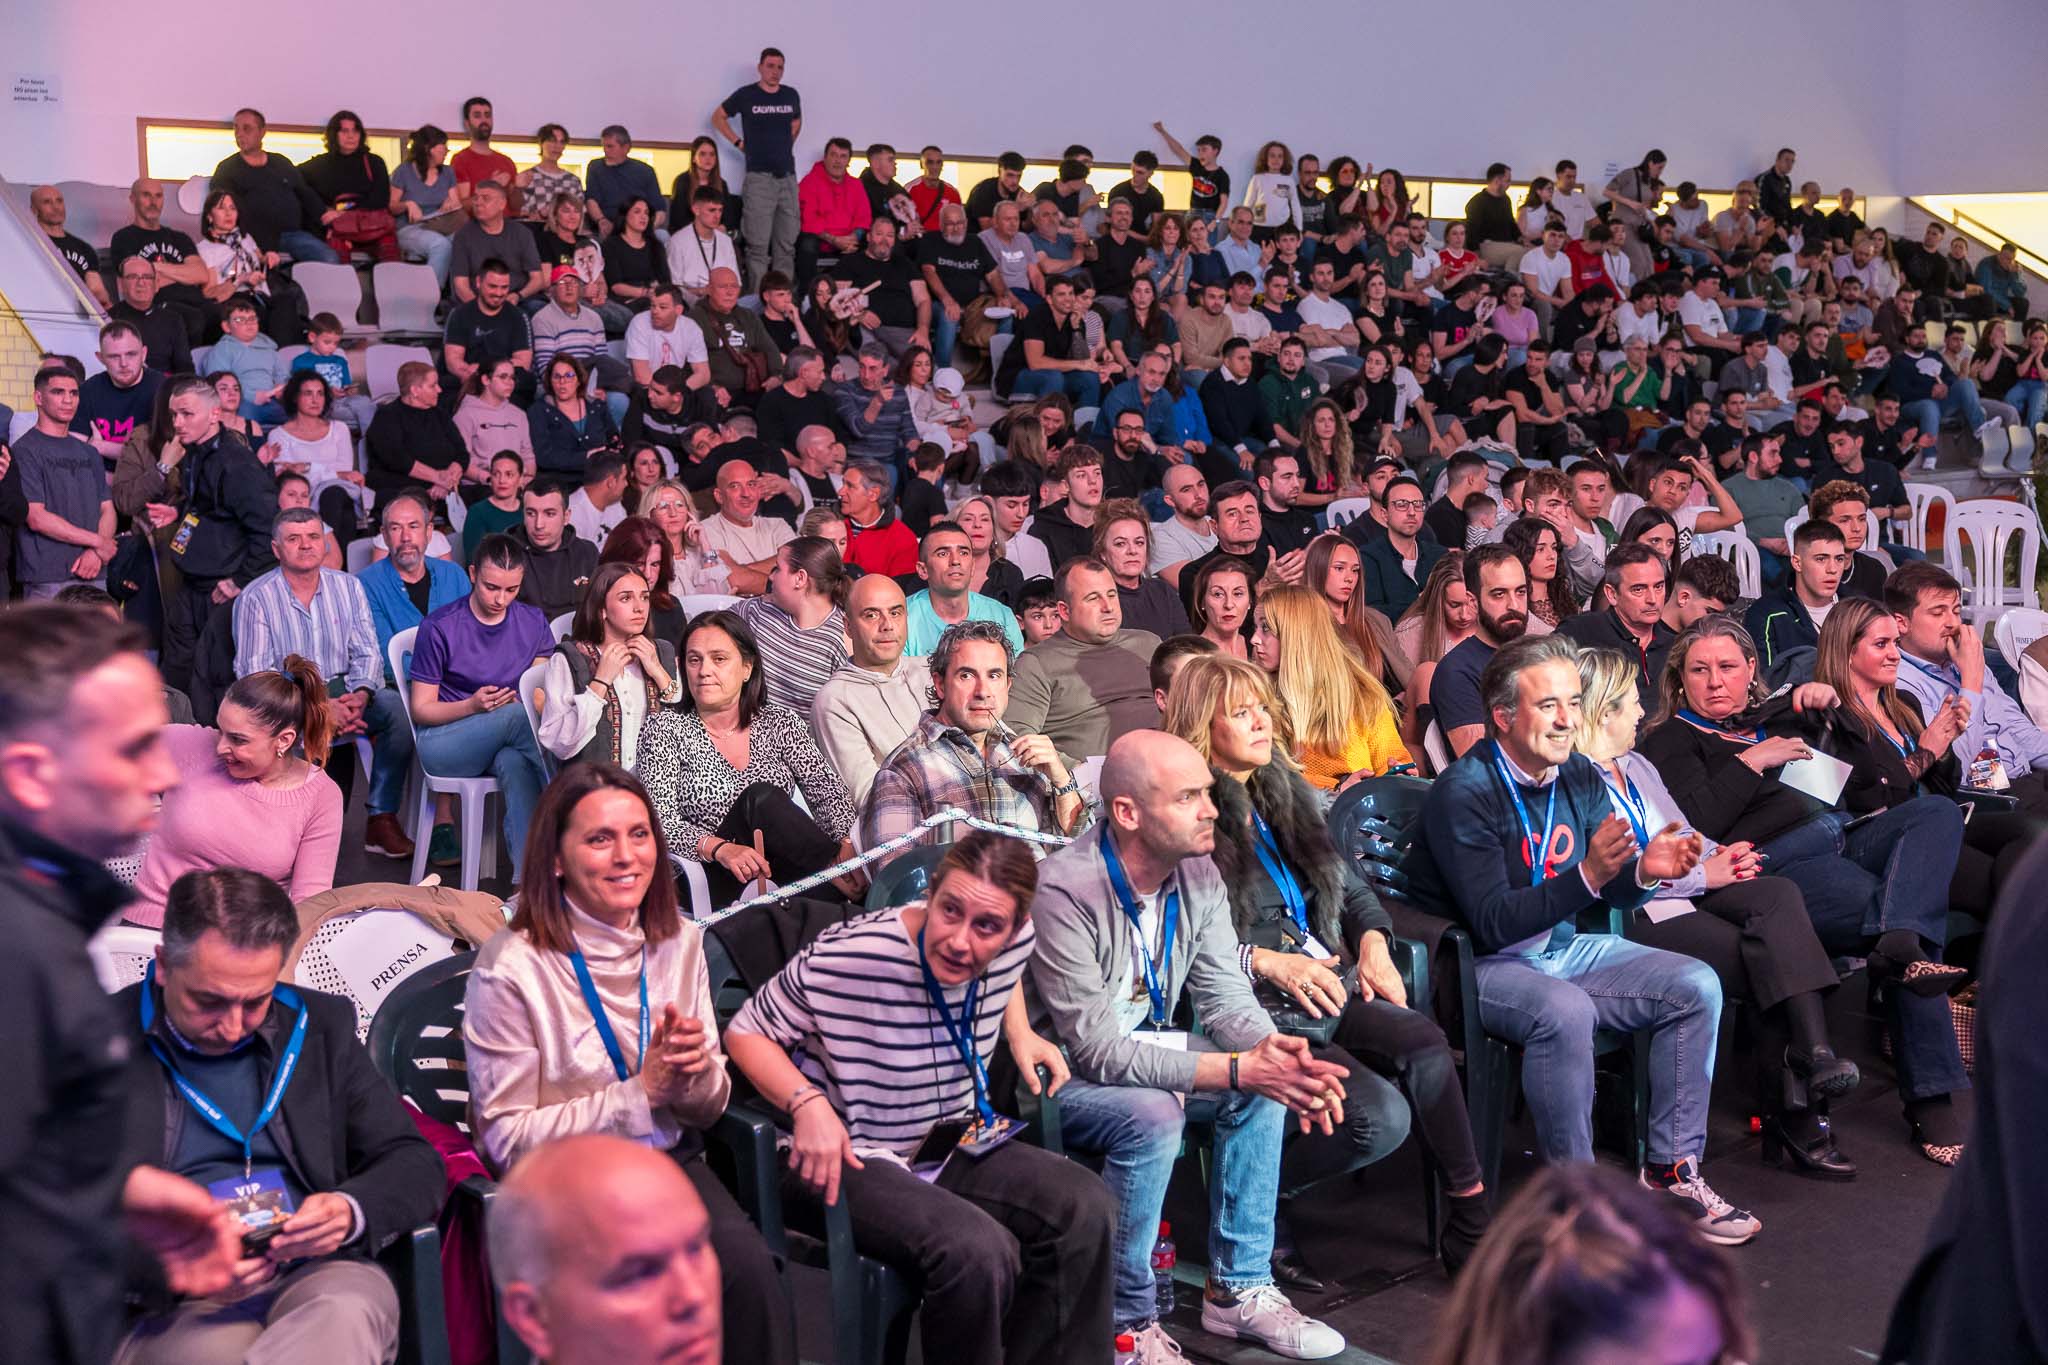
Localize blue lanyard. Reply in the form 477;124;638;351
915;928;996;1129
141;963;308;1178
1249;810;1311;939
1877;724;1913;760
1678;707;1762;744
1598;763;1650;844
568;948;649;1085
1103;832;1179;1028
1490;742;1560;886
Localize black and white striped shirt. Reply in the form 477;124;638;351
728;906;1035;1158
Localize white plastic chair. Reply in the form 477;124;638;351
1993;607;2048;671
549;612;575;642
1072;405;1100;437
288;906;459;1041
347;537;378;575
1902;482;1960;564
678;594;741;618
388;627;502;891
366;343;433;402
191;344;213;376
1950;499;2043;626
87;924;161;994
102;829;152;888
294;262;372;335
370;262;443;338
1688;530;1761;600
518;660;557;779
175;175;210;219
1323;497;1373;530
1423;719;1452;776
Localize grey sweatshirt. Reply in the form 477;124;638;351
1027;824;1274;1092
810;656;932;807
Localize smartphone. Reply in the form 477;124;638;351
909;1119;971;1179
240;1221;281;1259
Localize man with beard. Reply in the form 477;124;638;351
1150;463;1216;585
688;267;782;407
812;574;930;807
836;216;930;361
110;177;209;334
1557;543;1677;720
1430;544;1530;757
916;201;996;367
861;618;1085;861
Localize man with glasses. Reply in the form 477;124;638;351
109;256;193;374
1358;474;1444;618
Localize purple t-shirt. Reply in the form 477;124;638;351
409;597;553;703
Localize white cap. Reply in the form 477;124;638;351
934;366;965;395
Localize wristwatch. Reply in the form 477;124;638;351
1051;773;1082;796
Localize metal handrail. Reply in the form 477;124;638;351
1907;195;2048;294
0;173;110;329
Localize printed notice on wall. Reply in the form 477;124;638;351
10;73;60;108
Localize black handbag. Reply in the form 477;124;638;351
103;530;156;603
1255;921;1344;1046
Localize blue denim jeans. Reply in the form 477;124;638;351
1054;1041;1285;1330
1903;378;1988;446
278;228;340;265
1472;932;1722;1166
2006;378;2048;429
397;224;452;287
1754;801;1968;1100
1010;368;1102;408
365;687;415;817
413;703;547;871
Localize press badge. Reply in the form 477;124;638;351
168;513;201;557
209;1167;295;1241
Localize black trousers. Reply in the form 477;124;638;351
780;1137;1116;1365
683;1156;798;1365
704;781;845;904
1951;808;2048;921
1317;995;1485;1192
317;484;360;551
1627;876;1839;1114
159;577;216;693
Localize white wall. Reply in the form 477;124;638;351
1892;0;2048;193
0;0;2031;196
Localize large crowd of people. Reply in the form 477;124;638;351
4;48;2046;1365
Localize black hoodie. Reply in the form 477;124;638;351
512;524;598;620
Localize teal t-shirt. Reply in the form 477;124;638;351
904;590;1024;657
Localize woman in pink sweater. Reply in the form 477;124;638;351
129;656;345;927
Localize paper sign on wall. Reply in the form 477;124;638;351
319;911;457;1017
9;74;60;109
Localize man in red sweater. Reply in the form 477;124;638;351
797;137;866;287
840;460;919;577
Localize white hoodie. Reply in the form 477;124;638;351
810;654;934;809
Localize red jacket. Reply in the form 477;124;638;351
846;513;919;577
800;162;869;238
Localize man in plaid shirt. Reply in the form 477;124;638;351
860;619;1091;867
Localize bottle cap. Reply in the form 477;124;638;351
1158;1220;1171;1237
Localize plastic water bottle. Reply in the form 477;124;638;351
1969;743;2008;790
1151;1220;1177;1318
1113;1331;1138;1364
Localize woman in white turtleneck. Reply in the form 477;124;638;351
463;762;797;1362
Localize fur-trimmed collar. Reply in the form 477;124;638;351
1207;760;1347;950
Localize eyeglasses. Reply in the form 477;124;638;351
1387;498;1427;512
647;499;686;514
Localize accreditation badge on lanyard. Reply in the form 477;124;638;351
568;948;649;1084
916;928;1023;1162
1104;834;1187;1049
141;963;307;1241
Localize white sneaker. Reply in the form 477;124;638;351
1200;1284;1346;1359
1125;1321;1186;1364
1641;1156;1762;1246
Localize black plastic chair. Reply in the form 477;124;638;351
701;932;919;1365
369;951;781;1365
1329;775;1650;1193
863;841;953;910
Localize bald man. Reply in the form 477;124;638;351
491;1136;721;1365
688;266;783;403
111;177;211;344
30;185;110;307
1026;731;1352;1359
811;574;931;807
697;459;794;595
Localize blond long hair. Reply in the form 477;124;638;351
1258;583;1395;754
1161;652;1299;772
1571;648;1641;756
1812;597;1924;744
